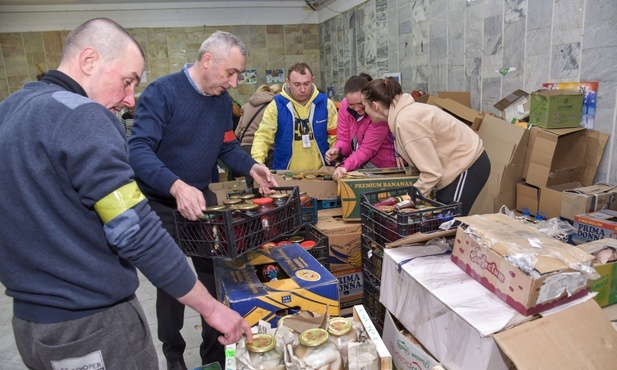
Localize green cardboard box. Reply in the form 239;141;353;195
529;89;584;129
574;238;617;307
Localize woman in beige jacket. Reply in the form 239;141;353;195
361;78;490;215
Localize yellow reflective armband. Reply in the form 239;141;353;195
94;181;146;224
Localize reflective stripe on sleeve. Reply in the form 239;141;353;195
94;181;146;224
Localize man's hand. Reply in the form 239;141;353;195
325;147;340;164
250;164;278;195
178;280;253;346
169;179;206;220
332;166;348;181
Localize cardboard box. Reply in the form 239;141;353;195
213;244;339;327
438;91;471;108
339;175;418;221
383;311;442;370
224;304;392;370
516;181;583;219
380;247;617;370
529;89;584;129
469;114;529;215
315;208;362;272
524;126;609;188
575;239;617;307
208;178;249;205
570;209;617;245
272;168;338;200
452;213;594;315
561;183;617;221
332;267;364;309
493;89;530;123
416;94;484;131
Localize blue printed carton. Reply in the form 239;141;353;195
569;209;617;245
213;244;339;327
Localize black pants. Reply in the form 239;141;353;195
149;199;224;367
437;150;491;216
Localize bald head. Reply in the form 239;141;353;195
61;18;144;65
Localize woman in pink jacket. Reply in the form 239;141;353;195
325;74;398;180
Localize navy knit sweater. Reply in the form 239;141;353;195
0;71;196;322
129;68;256;206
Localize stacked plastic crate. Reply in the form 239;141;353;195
360;187;462;332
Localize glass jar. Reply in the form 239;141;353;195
239;193;256;203
253;197;277;239
327;317;357;368
277;314;300;344
222;198;242;209
270;193;290;207
295;328;343;370
235;203;261;254
299;191;311;206
246;333;283;370
203;205;226;256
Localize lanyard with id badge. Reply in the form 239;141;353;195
293;105;312;148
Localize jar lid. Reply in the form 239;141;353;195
205;205;226;211
253;197;274;205
327;317;352;336
236;203;259;212
261;242;277;249
299;328;329;347
246;333;276;353
239;194;256;200
270;193;290;200
288;236;305;243
276;241;292;246
223;198;243;206
300;240;316;250
277;314;296;332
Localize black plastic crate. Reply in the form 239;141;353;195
174;187;302;259
361;186;461;247
271;223;329;270
361;234;384;283
363;275;385;332
301;197;318;224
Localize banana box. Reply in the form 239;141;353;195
213;244;340;327
339;174;418;221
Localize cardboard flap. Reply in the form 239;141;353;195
438;91;471;108
493;89;528;111
582;129;610;185
456;214;594;273
493;300;617;369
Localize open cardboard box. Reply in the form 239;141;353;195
493;89;530;123
452;213;594;315
469;114;529;215
561;183;617;221
515;181;583;219
380;246;617;370
523;126;609;188
272;166;338;200
415;94;484;131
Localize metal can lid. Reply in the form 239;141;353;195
223;198;243;206
277;241;292;246
327;317;352;336
239;194;256;200
246;333;276;353
299;328;329;347
270;193;290;200
205;205;226;211
236;203;259;212
300;240;316;250
253;197;274;205
277;314;296;332
288;236;305;243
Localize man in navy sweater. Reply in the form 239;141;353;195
0;18;252;370
128;31;276;369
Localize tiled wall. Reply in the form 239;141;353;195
0;24;321;103
320;0;617;182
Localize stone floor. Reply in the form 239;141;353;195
0;261;205;370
